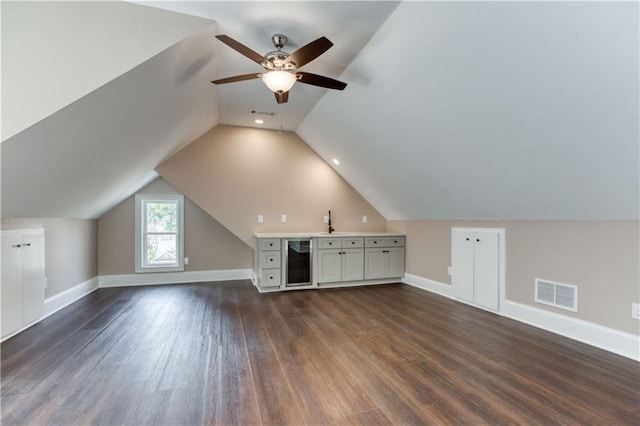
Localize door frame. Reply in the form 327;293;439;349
451;227;506;313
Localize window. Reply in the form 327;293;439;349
135;194;184;273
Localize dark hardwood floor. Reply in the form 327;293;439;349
1;281;638;425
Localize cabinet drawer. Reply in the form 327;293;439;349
342;238;364;248
386;236;405;247
318;238;341;249
258;239;280;251
261;270;281;287
260;251;281;269
365;237;386;248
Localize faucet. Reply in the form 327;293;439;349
328;210;335;234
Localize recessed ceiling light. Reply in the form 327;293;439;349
332;158;340;165
254;119;264;124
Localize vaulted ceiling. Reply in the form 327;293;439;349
2;1;638;221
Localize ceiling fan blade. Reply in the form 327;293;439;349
216;35;266;66
285;36;333;68
211;73;261;85
274;91;290;104
297;72;347;90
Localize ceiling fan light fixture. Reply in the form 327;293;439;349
262;70;296;93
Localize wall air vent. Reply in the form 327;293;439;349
535;279;578;312
250;110;277;117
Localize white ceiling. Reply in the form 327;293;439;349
299;1;639;220
133;1;400;131
2;1;638;221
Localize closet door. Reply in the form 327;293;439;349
21;233;45;325
451;229;474;303
2;235;23;336
473;232;499;311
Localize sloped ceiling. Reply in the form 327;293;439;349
298;1;639;220
1;1;214;141
133;1;400;130
2;1;638;222
2;13;219;218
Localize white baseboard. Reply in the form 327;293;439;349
403;273;453;298
99;269;252;288
44;276;99;317
2;277;100;343
402;273;639;361
502;301;639;361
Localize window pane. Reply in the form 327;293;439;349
145;234;177;266
146;202;177;233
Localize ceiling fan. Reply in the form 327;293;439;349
211;34;347;104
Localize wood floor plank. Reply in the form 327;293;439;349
346;408;393;426
1;282;638;425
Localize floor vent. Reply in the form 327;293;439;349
535;279;578;312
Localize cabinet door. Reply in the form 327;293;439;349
451;230;474;303
2;235;23;337
473;232;499;311
385;247;405;278
341;249;364;281
317;249;342;283
20;233;46;325
364;248;385;279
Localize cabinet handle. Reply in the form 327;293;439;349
12;244;22;248
373;241;377;244
23;243;31;247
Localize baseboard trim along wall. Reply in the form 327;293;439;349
99;269;253;288
402;273;640;361
2;276;101;343
44;276;100;317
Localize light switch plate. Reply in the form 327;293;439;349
281;215;287;223
257;215;264;224
362;215;368;223
323;215;329;224
447;266;452;276
633;303;640;320
184;257;189;265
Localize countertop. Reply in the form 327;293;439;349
254;232;404;238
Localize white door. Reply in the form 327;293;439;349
21;233;45;325
452;228;501;311
473;232;499;311
451;230;475;303
342;249;364;281
2;235;24;337
317;249;342;283
386;248;406;278
364;248;385;279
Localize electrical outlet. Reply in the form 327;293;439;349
257;215;264;224
447;266;452;276
323;215;329;224
362;215;368;224
632;303;640;320
281;215;287;223
184;257;189;265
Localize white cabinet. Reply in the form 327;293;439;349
364;237;406;280
451;228;500;311
317;238;364;283
1;229;46;338
256;238;282;289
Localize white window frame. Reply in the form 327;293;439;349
135;194;184;273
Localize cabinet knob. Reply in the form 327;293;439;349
466;238;470;241
23;243;31;247
374;241;377;244
476;239;480;242
351;241;355;245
